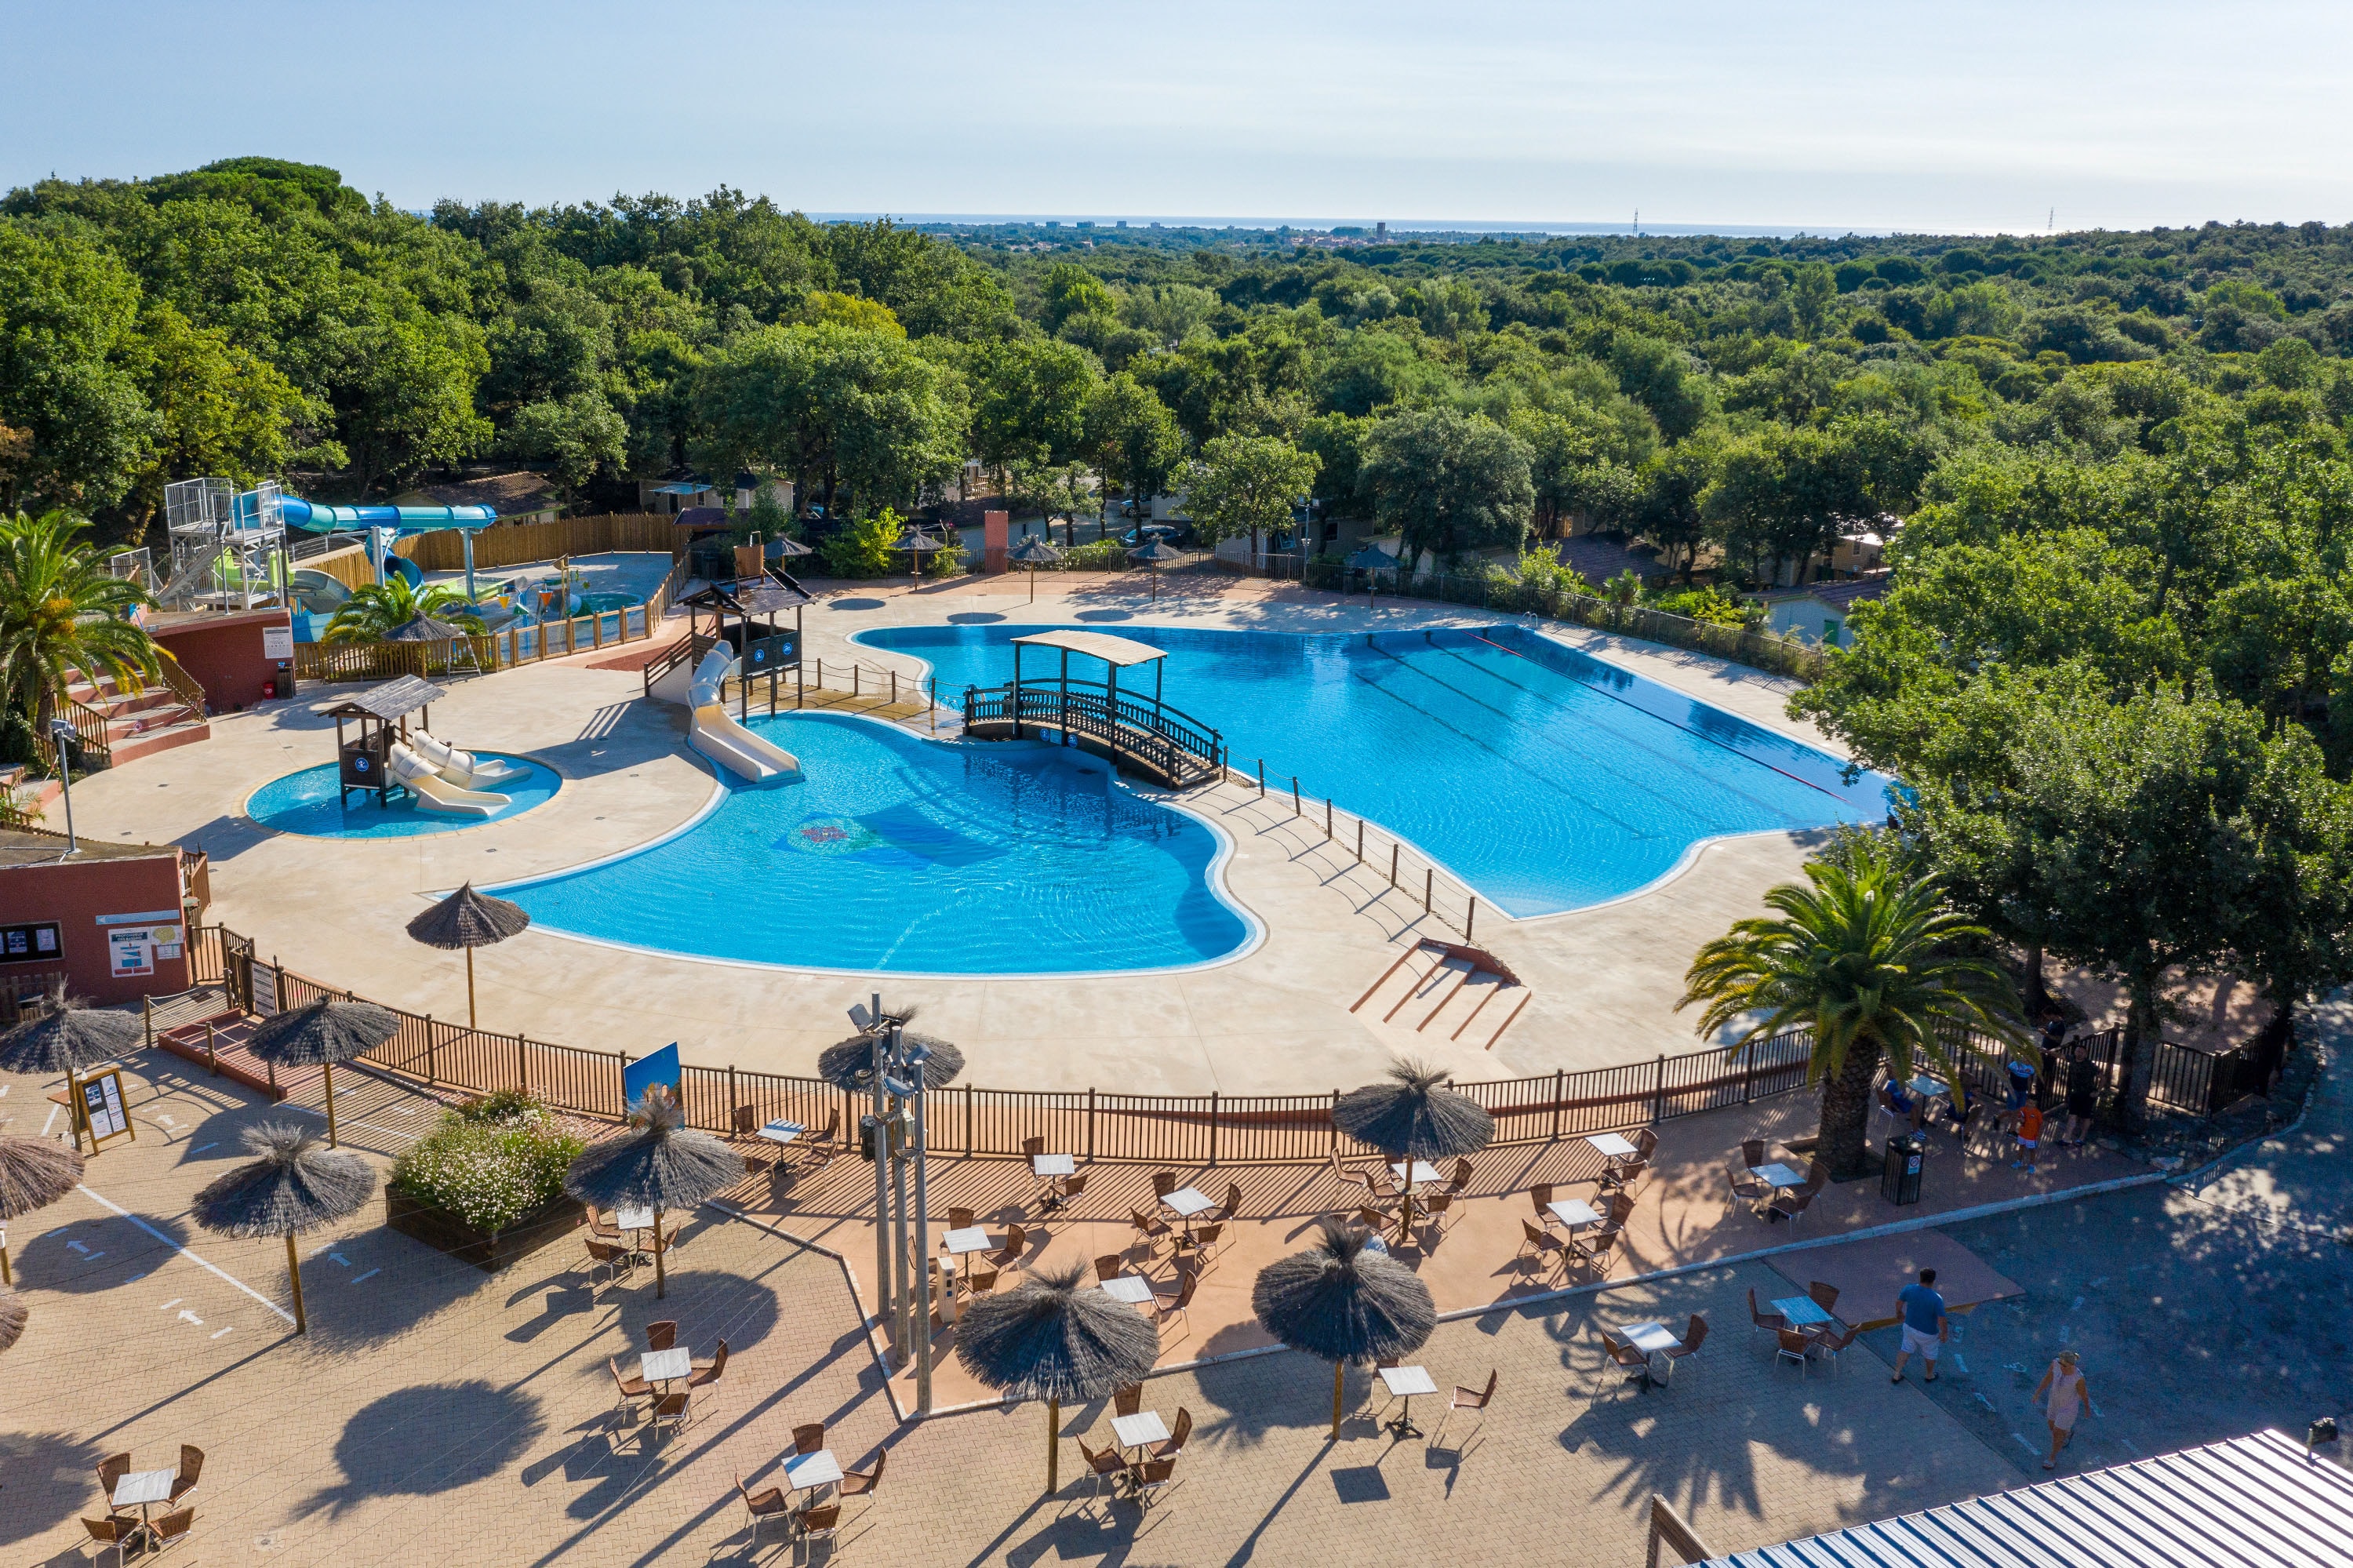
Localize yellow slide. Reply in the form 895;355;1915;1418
688;649;802;784
388;743;511;817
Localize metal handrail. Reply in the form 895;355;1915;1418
962;678;1223;784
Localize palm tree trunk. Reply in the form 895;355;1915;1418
1816;1038;1884;1180
2021;940;2049;1017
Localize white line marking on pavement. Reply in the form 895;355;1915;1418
75;1184;296;1324
159;1298;183;1311
42;1105;57;1136
177;1309;203;1325
210;1326;233;1339
329;1253;349;1267
349;1268;380;1286
2012;1432;2039;1456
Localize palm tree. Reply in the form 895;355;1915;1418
0;511;162;745
323;577;486;643
1677;834;2027;1178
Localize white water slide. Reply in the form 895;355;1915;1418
689;648;802;784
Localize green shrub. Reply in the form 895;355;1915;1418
1060;538;1125;570
820;508;902;578
391;1093;584;1233
926;540;967;577
1648;586;1747;626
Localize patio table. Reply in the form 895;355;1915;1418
1033;1151;1076;1209
1619;1320;1682;1384
1585;1133;1640;1166
757;1119;804;1145
940;1225;994;1321
1772;1295;1835;1329
1547;1197;1602;1231
1111;1410;1168;1455
784;1448;842;1496
1162;1186;1214;1240
1378;1364;1438;1438
113;1467;176;1544
1388;1160;1439;1189
1098;1275;1155;1306
1751;1162;1808;1189
639;1347;692;1387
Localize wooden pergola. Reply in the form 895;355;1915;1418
677;571;814;721
315;675;446;805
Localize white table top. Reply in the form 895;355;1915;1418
1388;1160;1440;1188
784;1449;842;1489
1773;1295;1835;1326
1910;1076;1947;1099
1586;1133;1639;1159
1752;1162;1808;1188
758;1119;804;1144
1547;1198;1602;1227
640;1347;692;1382
113;1469;176;1507
1620;1320;1682;1354
1098;1275;1155;1304
1111;1411;1168;1448
1031;1152;1075;1176
1377;1364;1438;1398
942;1226;994;1255
614;1205;656;1230
1162;1186;1214;1217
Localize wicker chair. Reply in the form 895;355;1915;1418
736;1472;794;1542
688;1341;729;1387
1748;1287;1786;1339
792;1422;827;1456
1518;1218;1572;1279
1773;1328;1813;1374
990;1224;1030;1268
1151;1406;1194;1460
796;1504;841;1545
168;1444;204;1504
1078;1436;1128;1501
1096;1253;1129;1284
1435;1370;1497;1443
1113;1382;1144;1417
1129;1207;1173;1253
839;1447;886;1500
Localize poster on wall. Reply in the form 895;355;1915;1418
0;921;63;964
108;928;155;977
264;624;295;659
96;910;183;978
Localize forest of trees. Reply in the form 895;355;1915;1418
6;156;2353;1106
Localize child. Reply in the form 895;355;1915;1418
2010;1101;2044;1172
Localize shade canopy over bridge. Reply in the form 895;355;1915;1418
962;630;1221;788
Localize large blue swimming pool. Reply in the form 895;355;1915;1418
859;623;1894;918
492;712;1254;974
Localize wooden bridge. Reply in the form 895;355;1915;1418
960;629;1224;788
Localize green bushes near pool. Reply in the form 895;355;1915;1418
390;1090;585;1235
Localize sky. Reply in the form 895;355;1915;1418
9;0;2352;235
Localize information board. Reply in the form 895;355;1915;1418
104;922;180;977
0;921;62;965
80;1068;132;1146
264;624;295;659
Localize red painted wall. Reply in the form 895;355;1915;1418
152;611;291;711
0;854;190;1006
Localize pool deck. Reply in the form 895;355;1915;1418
49;570;1844;1093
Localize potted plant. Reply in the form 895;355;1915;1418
386;1090;587;1271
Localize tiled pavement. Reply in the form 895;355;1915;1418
5;1046;2036;1566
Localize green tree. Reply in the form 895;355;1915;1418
973;338;1099;478
0;511;163;751
1183;433;1321;564
508;391;628;504
819;507;903;578
1040;261;1117;333
1358;408;1532;567
1083;373;1183;539
0;224;155;511
322;577;486;642
1791;263;1836;337
1678;832;2026;1177
334;310;493;498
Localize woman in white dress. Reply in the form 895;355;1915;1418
2034;1348;2089;1469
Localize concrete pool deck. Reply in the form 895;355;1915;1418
48;570;1853;1093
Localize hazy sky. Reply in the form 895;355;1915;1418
9;0;2351;233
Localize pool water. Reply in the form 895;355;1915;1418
246;755;562;839
858;623;1896;918
492;713;1253;974
573;591;643;614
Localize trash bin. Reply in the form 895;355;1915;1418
1882;1133;1924;1205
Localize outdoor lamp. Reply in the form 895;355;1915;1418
882;1075;918;1099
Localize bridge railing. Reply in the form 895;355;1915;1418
963;679;1224;783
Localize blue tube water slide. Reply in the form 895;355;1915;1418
279;498;498;533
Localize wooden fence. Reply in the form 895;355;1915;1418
394;514;684;572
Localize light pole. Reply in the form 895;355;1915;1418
50;718;78;853
859;995;895;1366
887;1038;936;1414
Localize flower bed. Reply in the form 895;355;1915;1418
387;1091;587;1271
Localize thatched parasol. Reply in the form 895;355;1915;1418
893;525;948;588
562;1096;744;1298
1006;535;1064;603
0;1135;85;1285
0;991;143;1155
1333;1059;1494;1239
815;1031;965;1093
955;1258;1161;1494
245;998;401;1148
0;1286;24;1354
384;612;479;643
1128;537;1185;602
1253;1216;1437;1436
191;1122;376;1334
406;883;531;1028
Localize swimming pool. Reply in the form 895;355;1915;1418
246;755;562;839
491;712;1254;975
857;623;1896;918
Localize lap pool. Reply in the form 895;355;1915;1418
490;712;1254;974
859;623;1895;918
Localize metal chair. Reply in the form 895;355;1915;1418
1096;1253;1129;1284
1113;1381;1144;1417
649;1388;692;1441
608;1356;651;1414
1808;1321;1863;1373
1129;1206;1173;1253
1129;1456;1178;1509
1078;1436;1128;1501
688;1340;729;1387
1176;1221;1223;1270
147;1507;195;1558
1530;1183;1559;1228
736;1472;793;1543
795;1503;841;1545
1773;1328;1813;1374
1807;1281;1841;1315
1667;1315;1710;1365
1595;1327;1650;1397
1748;1287;1785;1340
645;1319;678;1352
1740;1137;1766;1168
1518;1219;1573;1280
947;1206;977;1231
792;1422;828;1455
990;1223;1029;1268
1151;1170;1179;1202
168;1443;204;1504
1151;1406;1193;1460
1435;1370;1497;1444
1152;1264;1200;1340
94;1453;130;1498
1214;1181;1244;1221
79;1515;136;1566
838;1447;886;1501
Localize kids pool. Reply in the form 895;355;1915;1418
245;755;562;839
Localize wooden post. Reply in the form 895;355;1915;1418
1356;819;1364;861
143;994;153;1053
1046;1397;1060;1495
286;1234;308;1334
1390;843;1398;887
1424;868;1433;915
1292;777;1301;816
1551;1068;1565;1140
1332;1361;1345;1439
1651;1054;1667;1125
1325;799;1333;840
1646;1495;1718;1568
1257;759;1264;795
465;948;478;1029
1466;898;1476;942
205;1020;219;1075
1207;1090;1220;1166
517;1031;529;1095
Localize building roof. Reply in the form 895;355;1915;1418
674;506;730;530
1776;573;1893;611
675;573;813;618
1705;1428;2353;1568
0;826;181;868
315;675;446;722
1557;533;1667;584
1013;630;1169;668
390;472;559;515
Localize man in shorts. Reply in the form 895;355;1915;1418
1890;1267;1947;1384
2061;1040;2100;1145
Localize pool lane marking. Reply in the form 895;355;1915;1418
1460;630;1853;804
75;1184;296;1324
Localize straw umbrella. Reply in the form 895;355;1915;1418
0;991;142;1155
814;1031;965;1093
405;882;531;1028
955;1259;1161;1494
0;1135;84;1285
1007;535;1064;602
245;997;400;1149
893;525;946;588
191;1122;376;1334
1253;1216;1436;1438
1331;1058;1496;1240
0;1287;25;1354
562;1094;744;1298
1127;537;1184;602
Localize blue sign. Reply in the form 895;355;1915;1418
623;1042;682;1110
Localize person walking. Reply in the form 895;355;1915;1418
2061;1040;2100;1146
2010;1101;2045;1173
2034;1348;2090;1468
1889;1267;1947;1384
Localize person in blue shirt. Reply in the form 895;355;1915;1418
1890;1267;1947;1384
